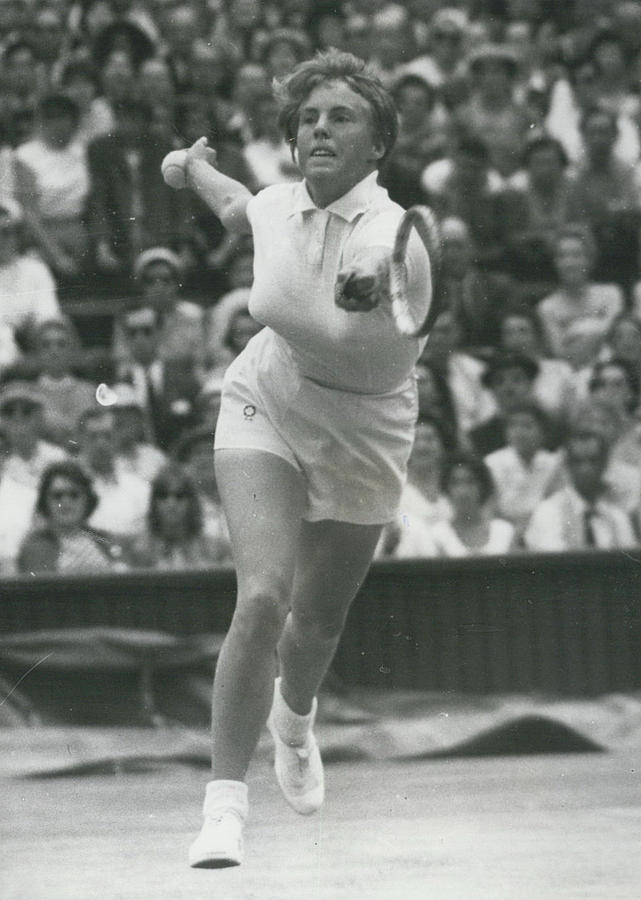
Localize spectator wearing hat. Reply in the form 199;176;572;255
537;223;624;361
524;429;636;552
34;318;97;448
110;382;167;482
0;199;60;368
115;304;201;451
453;42;533;180
173;427;232;560
0;380;66;566
468;350;544;457
75;406;149;538
13;93;90;283
112;248;206;370
565;106;641;286
86;99;190;275
17;460;130;575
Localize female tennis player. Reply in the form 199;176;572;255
178;49;432;868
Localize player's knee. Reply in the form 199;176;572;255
232;586;289;647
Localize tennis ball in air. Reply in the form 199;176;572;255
161;150;188;189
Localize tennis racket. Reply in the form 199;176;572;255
389;205;442;338
336;205;442;337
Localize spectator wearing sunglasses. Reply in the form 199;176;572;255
17;460;129;575
131;464;230;570
113;248;206;372
0;380;66;567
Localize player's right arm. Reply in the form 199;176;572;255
185;137;252;235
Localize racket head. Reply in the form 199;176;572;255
390;205;442;338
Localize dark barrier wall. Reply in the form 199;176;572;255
2;551;640;696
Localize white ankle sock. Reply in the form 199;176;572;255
203;780;248;820
272;677;317;747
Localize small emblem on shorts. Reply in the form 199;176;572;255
243;404;256;419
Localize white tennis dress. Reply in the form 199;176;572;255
215;172;431;524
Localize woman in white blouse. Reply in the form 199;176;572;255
430;452;515;557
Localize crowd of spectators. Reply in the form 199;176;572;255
3;0;641;573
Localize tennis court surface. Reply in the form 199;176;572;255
3;748;640;899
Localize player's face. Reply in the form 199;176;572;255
296;80;384;207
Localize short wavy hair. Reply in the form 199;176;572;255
35;460;98;521
441;452;496;504
274;49;398;166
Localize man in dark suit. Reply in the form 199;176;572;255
116;304;202;451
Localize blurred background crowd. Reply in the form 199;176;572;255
3;0;641;574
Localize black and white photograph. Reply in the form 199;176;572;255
1;1;641;897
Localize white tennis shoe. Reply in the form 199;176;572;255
188;810;244;868
188;780;247;868
267;689;325;815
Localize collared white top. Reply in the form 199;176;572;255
524;485;636;551
246;172;431;394
484;445;562;527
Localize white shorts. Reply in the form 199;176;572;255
214;330;418;525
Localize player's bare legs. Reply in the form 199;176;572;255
268;519;381;814
278;519;382;715
211;449;306;779
189;448;305;868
